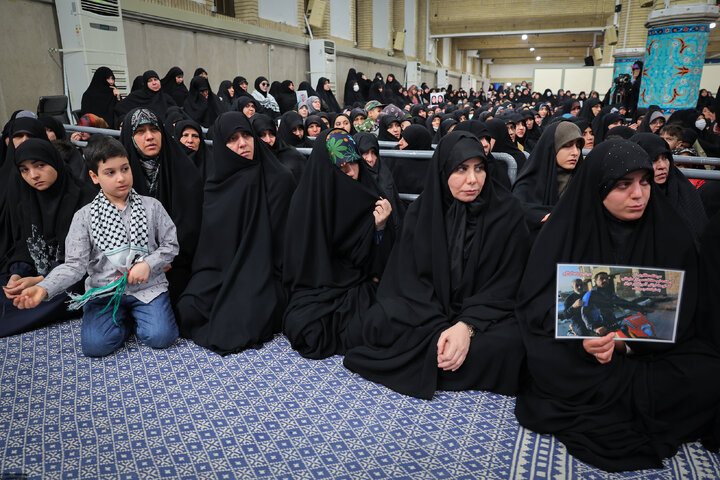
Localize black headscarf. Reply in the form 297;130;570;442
233;96;260;118
515;139;720;472
485;118;527;172
176;112;295;355
595;111;624;144
315;77;341;113
115;70;177;127
80;66;118;126
193;67;207;77
174;119;212;182
254;113;307;182
6;138;94;275
232;76;252;99
343;68;364;107
377;114;403;142
297;81;318;98
275;80;298;114
577;97;601;123
119;107;203;303
431;117;458;144
512;121;583;229
354;132;405;230
368;80;384;102
381;125;433;196
282;129;394;359
217;80;234;105
183;75;226;128
605;125;637;140
630;133;707;243
160;67;189;106
454;120;512;189
344;131;530;399
276;111;306;148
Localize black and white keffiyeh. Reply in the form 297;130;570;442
90;189;149;270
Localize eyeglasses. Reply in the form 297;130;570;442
261;82;269;87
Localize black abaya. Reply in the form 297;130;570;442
115;70;177;127
515;139;720;472
177;112;295;355
80;67;118;126
253;113;307;182
344;131;530;399
160;67;189;106
282;129;394;359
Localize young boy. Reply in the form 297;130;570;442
14;136;179;357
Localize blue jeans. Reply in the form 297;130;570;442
81;292;178;357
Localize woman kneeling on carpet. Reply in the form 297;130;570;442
343;131;530;400
515;139;720;472
13;136;179;357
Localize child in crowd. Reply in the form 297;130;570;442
13;136;179;357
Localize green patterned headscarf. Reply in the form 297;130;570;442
326;128;361;167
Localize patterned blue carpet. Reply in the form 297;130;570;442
1;319;719;479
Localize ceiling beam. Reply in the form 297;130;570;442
429;27;606;39
454;33;599;50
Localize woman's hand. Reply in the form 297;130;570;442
3;275;43;299
373;198;392;230
437;321;472;371
583;331;616;364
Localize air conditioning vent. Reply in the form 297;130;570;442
80;0;119;17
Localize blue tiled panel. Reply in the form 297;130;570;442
639;24;710;113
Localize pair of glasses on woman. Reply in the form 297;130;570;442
261;82;269;87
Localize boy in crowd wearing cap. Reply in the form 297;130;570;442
13;136;179;357
355;100;384;135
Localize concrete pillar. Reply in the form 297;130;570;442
639;3;719;113
612;47;644;79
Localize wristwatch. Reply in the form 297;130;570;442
467;324;476;339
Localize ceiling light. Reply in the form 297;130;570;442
521;34;528;40
506;82;512;86
529;47;535;52
536;56;542;61
711;22;717;29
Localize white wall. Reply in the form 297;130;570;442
404;0;416;57
532;67;614;94
258;0;298;27
372;0;391;50
330;0;352;41
701;64;720;92
488;62;584;81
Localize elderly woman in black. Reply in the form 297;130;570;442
344;131;530;399
515;139;720;472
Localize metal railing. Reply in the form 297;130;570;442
64;125;720;184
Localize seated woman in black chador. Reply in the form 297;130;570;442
176;112;296;355
283;129;394;359
1;139;95;336
630;132;707;244
344;131;530;400
512;121;584;236
515;138;720;472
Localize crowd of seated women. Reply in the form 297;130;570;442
1;64;720;473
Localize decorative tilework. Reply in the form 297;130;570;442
1;320;720;479
639;23;711;113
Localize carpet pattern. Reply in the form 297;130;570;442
1;319;719;479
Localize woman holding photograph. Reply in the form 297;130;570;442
515;138;720;472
